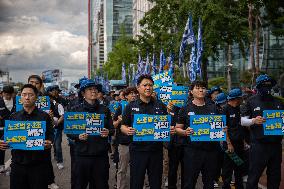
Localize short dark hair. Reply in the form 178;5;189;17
119;89;125;95
20;84;38;96
28;75;43;85
190;80;207;90
124;87;138;96
2;85;15;94
137;74;154;86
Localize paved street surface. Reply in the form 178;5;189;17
1;136;283;189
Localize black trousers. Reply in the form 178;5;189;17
0;150;4;165
246;142;282;189
73;155;109;189
0;131;4;165
130;150;163;189
214;144;224;182
168;144;184;189
70;143;76;189
222;141;245;189
183;147;218;189
47;150;55;184
10;163;48;189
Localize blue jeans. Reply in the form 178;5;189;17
54;129;63;163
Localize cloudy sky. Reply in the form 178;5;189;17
0;0;88;84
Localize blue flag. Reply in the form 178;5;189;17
151;53;157;75
159;49;166;73
122;63;126;82
143;53;151;75
169;53;174;73
189;45;197;82
135;54;144;81
179;14;196;67
132;64;136;85
196;18;203;76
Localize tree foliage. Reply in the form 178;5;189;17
102;26;138;80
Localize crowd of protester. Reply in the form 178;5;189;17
0;73;283;189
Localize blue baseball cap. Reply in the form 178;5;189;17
255;74;276;88
227;88;243;100
208;86;222;95
46;86;54;93
79;79;102;92
215;93;227;104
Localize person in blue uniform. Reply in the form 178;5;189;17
241;74;283;189
0;84;53;189
175;80;220;189
121;74;174;189
67;79;114;189
221;88;245;189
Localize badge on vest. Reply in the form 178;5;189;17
253;107;261;111
132;108;140;112
230;114;236;118
188;112;195;115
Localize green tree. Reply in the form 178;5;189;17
103;26;138;80
137;0;250;84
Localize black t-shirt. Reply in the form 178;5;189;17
10;108;54;165
222;104;244;142
121;98;168;152
241;94;283;143
177;101;219;151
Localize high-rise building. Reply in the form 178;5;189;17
133;0;154;39
92;0;133;74
207;29;284;88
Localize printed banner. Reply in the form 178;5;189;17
190;115;226;141
16;96;50;112
133;114;171;142
263;110;284;135
157;85;189;108
4;120;46;150
64;112;104;135
109;101;120;114
153;71;173;90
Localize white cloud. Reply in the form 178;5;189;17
0;0;88;84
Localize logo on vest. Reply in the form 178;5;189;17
132;108;140;112
230;114;236;118
253;107;261;111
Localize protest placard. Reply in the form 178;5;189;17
263;110;284;135
133;114;171;142
190;115;226;141
16;96;50;112
4;120;46;150
64;112;104;135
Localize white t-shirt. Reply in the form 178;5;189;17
4;99;13;111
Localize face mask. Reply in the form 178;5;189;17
257;86;272;96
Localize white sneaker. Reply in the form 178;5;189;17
48;183;59;189
56;163;64;170
0;165;5;173
243;175;248;182
164;177;168;187
214;181;219;188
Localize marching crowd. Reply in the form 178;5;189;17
0;73;283;189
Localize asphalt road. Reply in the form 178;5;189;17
1;135;273;189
